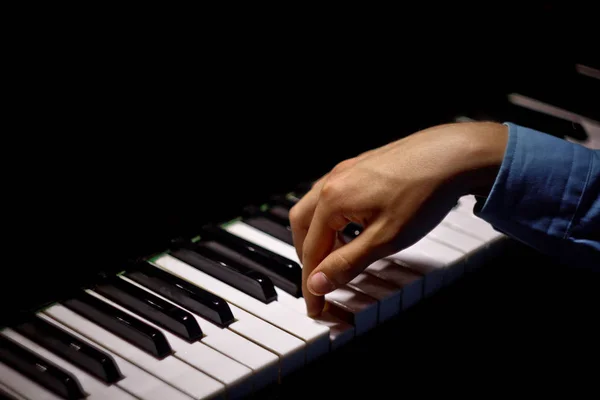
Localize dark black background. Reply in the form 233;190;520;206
2;2;598;395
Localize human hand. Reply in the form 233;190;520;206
290;121;508;317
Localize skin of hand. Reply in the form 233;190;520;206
289;121;509;317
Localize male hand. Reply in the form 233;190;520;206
289;122;508;317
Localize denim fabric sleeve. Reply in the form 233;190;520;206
473;122;600;270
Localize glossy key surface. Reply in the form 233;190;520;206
125;260;235;327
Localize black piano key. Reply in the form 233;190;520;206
266;205;290;225
466;102;588;141
513;73;600;122
244;215;294;245
286;192;301;204
93;277;203;343
200;225;302;297
170;240;278;303
269;196;364;244
294;181;313;196
269;194;297;209
0;335;87;399
125;261;235;328
342;222;363;242
63;291;172;359
13;316;123;384
243;204;292;232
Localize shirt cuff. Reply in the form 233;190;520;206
473;122;594;254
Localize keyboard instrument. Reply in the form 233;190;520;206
2;5;599;399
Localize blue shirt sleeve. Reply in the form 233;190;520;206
473;122;600;270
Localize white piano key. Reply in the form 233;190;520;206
427;223;485;254
393;236;465;268
0;382;27;400
152;254;330;363
85;290;254;399
455;194;478;213
425;222;491;275
365;260;424;309
273;287;355;349
224;221;380;334
403;236;467;286
120;275;302;379
1;329;136;400
441;208;507;271
346;273;402;322
323;287;378;335
0;361;63;400
442;209;504;242
223;304;303;377
37;313;194;400
43;304;225;400
386;244;445;298
225;221;298;263
228;219;421;316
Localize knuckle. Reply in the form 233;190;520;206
320;180;343;202
331;158;356;175
288;204;304;227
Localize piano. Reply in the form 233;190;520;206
2;5;599;399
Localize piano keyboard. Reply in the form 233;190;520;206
0;191;506;400
3;62;595;396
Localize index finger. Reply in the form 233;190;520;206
289;176;327;263
301;201;348;317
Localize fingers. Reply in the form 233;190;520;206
300;201;345;317
306;222;387;314
289;176;327;262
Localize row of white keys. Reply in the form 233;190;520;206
387;236;466;296
442;204;504;243
224;221;382;333
36;313;195;400
427;223;486;258
363;260;424;310
151;254;331;363
282;277;381;337
443;196;508;269
43;304;225;400
345;273;402;322
84;289;254;399
226;208;487;311
1;328;136;400
119;275;292;383
454;194;478;212
426;223;488;277
453;195;507;244
0;361;63;400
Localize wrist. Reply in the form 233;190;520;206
453;121;509;197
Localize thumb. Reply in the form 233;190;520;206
306;224;388;295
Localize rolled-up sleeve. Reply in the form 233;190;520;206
474;122;599;270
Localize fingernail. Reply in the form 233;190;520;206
308;272;335;295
